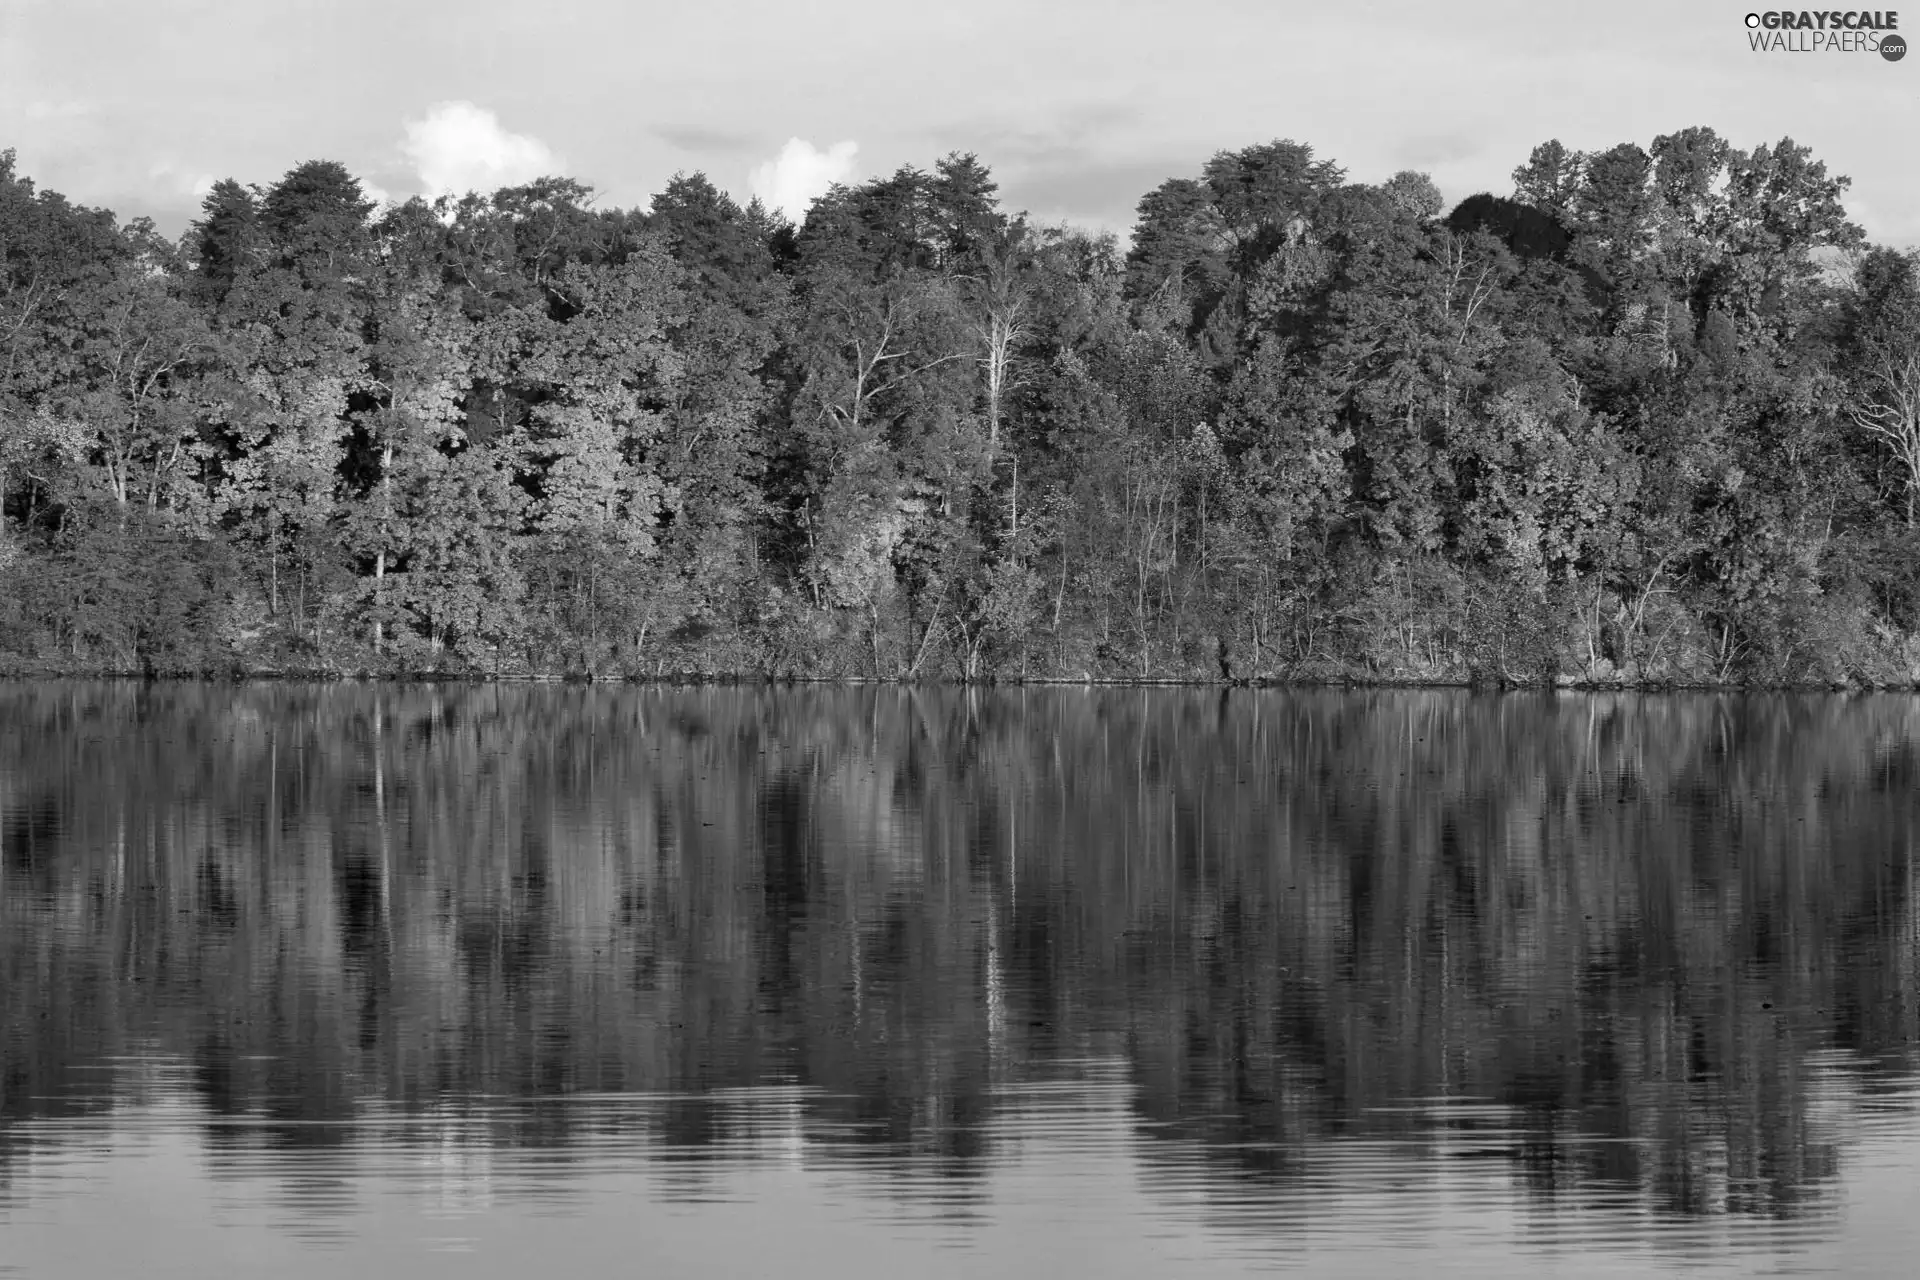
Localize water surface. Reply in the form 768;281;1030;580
3;683;1918;1276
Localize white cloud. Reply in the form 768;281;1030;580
356;174;395;210
145;160;217;204
23;99;91;122
401;101;563;199
748;137;858;223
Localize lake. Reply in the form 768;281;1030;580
2;683;1917;1277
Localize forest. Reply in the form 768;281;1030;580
1;130;1917;683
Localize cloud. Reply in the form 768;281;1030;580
655;124;761;156
401;101;563;199
356;174;395;209
929;100;1143;170
136;160;218;212
1843;194;1919;248
1394;133;1486;171
999;156;1194;230
23;98;93;122
748;138;858;222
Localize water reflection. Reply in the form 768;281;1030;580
2;683;1918;1275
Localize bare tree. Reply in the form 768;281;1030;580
822;278;965;432
1850;314;1920;526
959;237;1032;458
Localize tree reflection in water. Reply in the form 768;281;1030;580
1;683;1916;1260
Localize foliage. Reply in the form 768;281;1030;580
0;132;1914;683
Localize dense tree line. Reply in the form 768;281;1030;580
2;131;1917;682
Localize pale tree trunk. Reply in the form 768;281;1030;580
267;485;278;619
1851;339;1920;527
835;290;966;433
973;248;1030;460
982;305;1025;456
374;438;393;652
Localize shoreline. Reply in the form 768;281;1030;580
2;666;1913;694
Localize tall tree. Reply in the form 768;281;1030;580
1847;249;1920;525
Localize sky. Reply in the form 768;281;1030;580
3;0;1915;245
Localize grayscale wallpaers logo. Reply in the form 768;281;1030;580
1744;11;1905;58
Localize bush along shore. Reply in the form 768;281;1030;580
5;132;1920;688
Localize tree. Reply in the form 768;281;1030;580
2;132;1918;683
1511;140;1584;218
53;261;218;514
1124;177;1225;311
188;179;264;308
927;152;1004;269
959;228;1034;457
354;285;471;653
259;160;375;289
1847;249;1920;525
2;150;129;517
476;243;686;669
